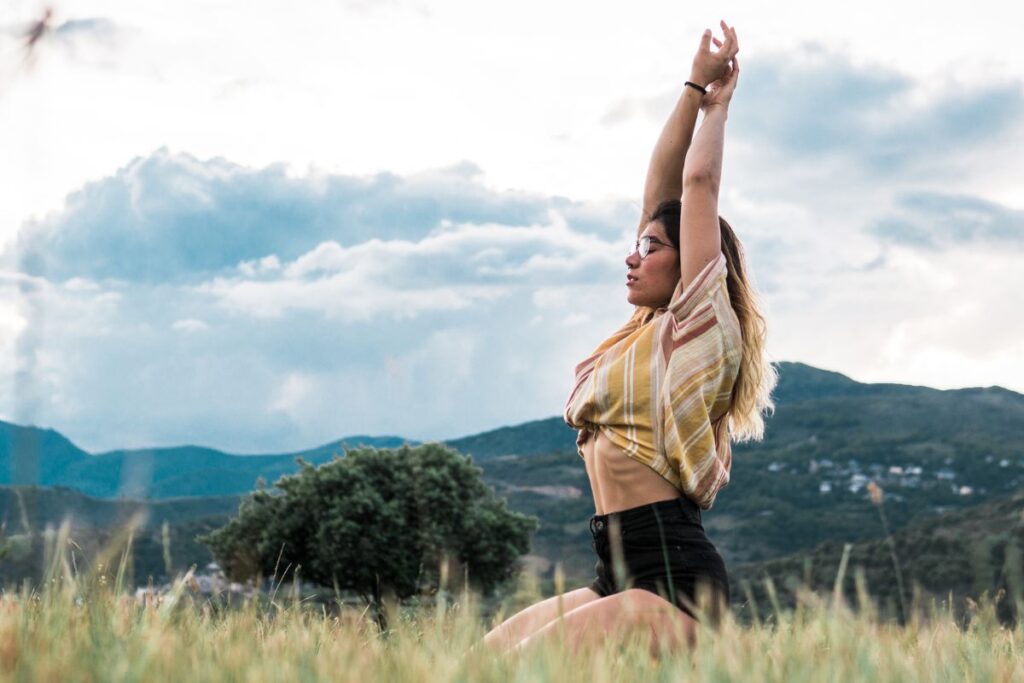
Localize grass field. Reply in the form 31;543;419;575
0;521;1020;682
2;574;1019;682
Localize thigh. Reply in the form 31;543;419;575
482;586;602;650
519;588;697;655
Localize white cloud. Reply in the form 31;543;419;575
198;272;509;322
0;152;645;452
1;10;1022;454
3;137;1022;453
172;318;208;333
269;372;316;418
237;254;281;277
5;0;1021;250
764;243;1024;392
190;208;627;322
7;148;628;284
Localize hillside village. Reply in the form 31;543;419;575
799;453;1022;499
770;456;1019;499
503;453;1024;502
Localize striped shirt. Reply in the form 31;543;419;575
563;252;742;510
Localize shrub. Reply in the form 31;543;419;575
199;443;538;610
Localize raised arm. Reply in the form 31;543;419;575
638;21;738;236
679;25;739;291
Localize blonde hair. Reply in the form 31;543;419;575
718;216;778;442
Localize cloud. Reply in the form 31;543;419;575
45;17;134;69
172;318;209;333
869;192;1024;250
593;47;1024;309
53;18;121;44
764;242;1024;394
603;44;1024;176
10;149;630;284
2;154;641;452
336;0;432;17
3;90;1022;455
196;214;625;321
2;261;629;453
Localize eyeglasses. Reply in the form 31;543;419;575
629;235;677;260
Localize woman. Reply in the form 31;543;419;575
481;21;776;656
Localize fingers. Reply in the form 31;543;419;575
718;20;733;56
723;57;738;82
699;28;712;52
718;55;739;93
717;20;739;60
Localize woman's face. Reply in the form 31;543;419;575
625;220;680;308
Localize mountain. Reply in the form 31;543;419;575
445;417;574;461
0;485;241;533
472;362;1024;578
0;425;91;484
0;426;414;499
1;361;1023;589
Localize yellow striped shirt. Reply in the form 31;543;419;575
563;253;742;510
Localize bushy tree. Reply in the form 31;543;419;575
199;443;537;610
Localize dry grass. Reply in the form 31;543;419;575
0;518;1020;682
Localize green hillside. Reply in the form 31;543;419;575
1;361;1022;601
728;487;1024;624
0;485;241;532
0;427;413;499
0;486;241;586
467;362;1024;581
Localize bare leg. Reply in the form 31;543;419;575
513;588;698;658
479;586;603;652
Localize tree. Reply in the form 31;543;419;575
198;442;538;619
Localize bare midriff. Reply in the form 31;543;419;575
582;426;682;515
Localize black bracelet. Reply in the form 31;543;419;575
684;80;707;95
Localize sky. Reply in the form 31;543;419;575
1;0;1022;454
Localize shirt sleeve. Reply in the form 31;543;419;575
667;253;729;324
659;252;740;510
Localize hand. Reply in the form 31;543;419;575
702;53;739;111
689;20;739;89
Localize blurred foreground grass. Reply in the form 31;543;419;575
0;521;1021;682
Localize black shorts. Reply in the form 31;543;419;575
588;496;730;622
